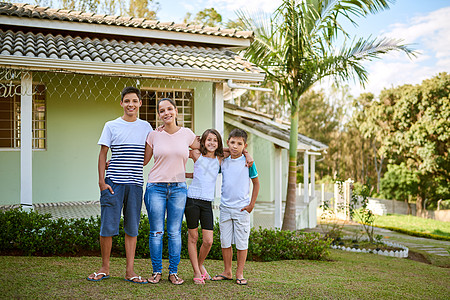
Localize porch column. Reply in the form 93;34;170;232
274;146;283;229
303;151;309;204
213;83;224;205
310;155;315;201
20;72;33;210
213;83;224;135
309;154;317;228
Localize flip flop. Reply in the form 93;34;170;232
211;274;232;281
124;276;148;284
87;272;110;282
201;270;211;281
193;277;205;284
236;278;248;285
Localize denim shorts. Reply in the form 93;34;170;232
99;177;143;237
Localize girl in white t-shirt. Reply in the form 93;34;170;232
185;129;224;284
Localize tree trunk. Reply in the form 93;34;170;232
416;194;424;216
282;109;298;231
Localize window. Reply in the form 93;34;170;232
140;89;194;130
0;83;46;149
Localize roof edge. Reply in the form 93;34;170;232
0;15;251;48
0;55;266;83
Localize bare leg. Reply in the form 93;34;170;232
124;234;147;283
88;236;111;280
211;247;233;280
235;249;248;280
198;229;213;279
187;228;202;279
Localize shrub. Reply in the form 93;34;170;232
0;209;331;261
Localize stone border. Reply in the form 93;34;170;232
331;236;409;258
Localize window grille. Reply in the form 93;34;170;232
140;89;194;130
0;83;46;149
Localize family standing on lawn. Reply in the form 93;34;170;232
88;86;260;286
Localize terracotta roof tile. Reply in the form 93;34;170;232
0;29;263;75
0;2;253;39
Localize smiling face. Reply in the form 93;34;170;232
158;99;177;125
227;136;247;159
204;132;219;154
120;92;142;120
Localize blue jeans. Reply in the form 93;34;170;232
144;182;187;274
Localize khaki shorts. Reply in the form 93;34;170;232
219;205;251;250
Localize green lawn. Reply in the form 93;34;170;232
1;251;449;299
373;214;450;238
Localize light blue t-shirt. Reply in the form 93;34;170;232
221;154;258;208
98;117;152;186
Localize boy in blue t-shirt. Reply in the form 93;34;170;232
87;87;152;284
211;128;260;285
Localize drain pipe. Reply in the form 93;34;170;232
227;79;272;104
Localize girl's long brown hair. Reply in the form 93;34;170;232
200;129;224;157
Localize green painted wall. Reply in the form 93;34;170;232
0;73;213;205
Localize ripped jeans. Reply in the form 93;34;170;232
144;182;187;274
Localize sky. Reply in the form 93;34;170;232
158;0;450;98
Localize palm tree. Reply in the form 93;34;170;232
238;0;415;230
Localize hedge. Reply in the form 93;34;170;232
0;208;331;261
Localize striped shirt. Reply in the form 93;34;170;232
98;117;152;186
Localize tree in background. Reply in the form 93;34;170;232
238;0;414;230
380;163;419;215
368;73;450;213
183;8;222;27
27;0;159;18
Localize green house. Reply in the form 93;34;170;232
0;3;327;229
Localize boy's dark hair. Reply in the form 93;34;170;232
121;86;141;101
228;128;247;143
200;129;224;157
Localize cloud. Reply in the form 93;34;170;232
350;6;450;97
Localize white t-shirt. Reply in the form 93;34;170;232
187;155;220;201
98;117;152;186
221;155;258;208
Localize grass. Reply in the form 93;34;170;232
1;251;449;299
373;214;450;239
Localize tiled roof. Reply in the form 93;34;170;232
0;29;262;75
225;103;328;151
0;2;253;39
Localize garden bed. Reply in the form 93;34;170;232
331;236;409;257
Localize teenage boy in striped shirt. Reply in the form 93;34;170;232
87;87;152;284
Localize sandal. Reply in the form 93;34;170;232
201;270;211;281
168;273;184;285
193;277;205;285
125;276;148;284
149;272;162;284
87;272;110;282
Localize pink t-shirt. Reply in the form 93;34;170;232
147;127;196;182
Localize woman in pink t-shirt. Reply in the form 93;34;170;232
143;98;199;285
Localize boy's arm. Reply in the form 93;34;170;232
185;172;194;179
143;143;153;166
98;145;114;194
241;177;260;213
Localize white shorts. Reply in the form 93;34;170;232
219;205;251;250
